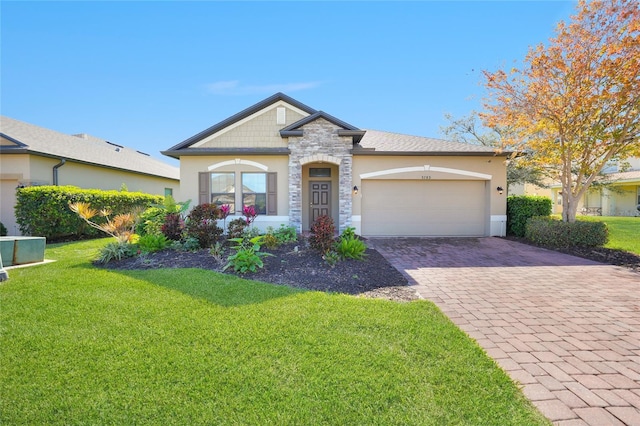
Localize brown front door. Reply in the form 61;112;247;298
310;181;331;224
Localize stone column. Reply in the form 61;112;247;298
288;137;303;232
338;156;353;233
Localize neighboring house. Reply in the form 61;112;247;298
549;157;640;217
162;93;509;237
0;116;180;235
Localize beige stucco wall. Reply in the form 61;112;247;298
54;160;178;196
0;153;179;235
0;155;30;235
553;184;640;217
179;155;290;230
604;185;639;216
194;102;309;149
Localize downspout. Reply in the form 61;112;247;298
52;158;66;185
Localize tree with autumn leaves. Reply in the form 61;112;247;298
482;0;640;223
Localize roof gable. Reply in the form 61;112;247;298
1;133;28;148
279;111;365;143
166;92;317;152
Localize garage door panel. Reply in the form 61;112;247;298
361;180;486;236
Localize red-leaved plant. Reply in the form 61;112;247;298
185;203;223;248
161;213;184;241
218;204;231;232
243;205;258;226
309;215;335;253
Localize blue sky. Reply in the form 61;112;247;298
1;1;576;165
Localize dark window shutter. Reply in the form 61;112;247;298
198;172;210;205
267;172;277;216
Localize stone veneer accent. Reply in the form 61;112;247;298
287;118;353;232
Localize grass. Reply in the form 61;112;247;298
1;239;549;425
577;216;640;254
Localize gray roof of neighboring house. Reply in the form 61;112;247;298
606;169;640;182
0;116;179;180
356;129;504;155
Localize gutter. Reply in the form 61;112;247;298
52;158;66;185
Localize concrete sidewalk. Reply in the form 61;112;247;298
371;237;640;426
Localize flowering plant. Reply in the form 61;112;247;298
218;204;231;233
242;205;258;226
218;204;231;219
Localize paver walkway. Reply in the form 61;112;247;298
371;237;640;426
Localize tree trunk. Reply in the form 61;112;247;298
565;196;580;223
561;186;580;223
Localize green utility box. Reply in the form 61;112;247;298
0;237;46;266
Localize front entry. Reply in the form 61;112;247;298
310;181;331;224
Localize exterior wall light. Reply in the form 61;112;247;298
497;186;504;194
353;185;359;195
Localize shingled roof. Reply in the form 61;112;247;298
0;116;179;180
355;129;503;155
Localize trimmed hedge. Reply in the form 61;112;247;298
15;186;163;240
525;216;608;248
507;195;552;237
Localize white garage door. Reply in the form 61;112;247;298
361;180;486;236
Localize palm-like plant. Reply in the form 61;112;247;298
69;202;141;243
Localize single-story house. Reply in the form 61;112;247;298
550;157;640;217
0;116;180;235
162;93;509;237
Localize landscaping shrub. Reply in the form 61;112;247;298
227;218;248;239
170;237;201;252
335;227;367;260
525;216;609;248
262;233;279;249
242;205;258;226
0;222;7;236
507;195;552;237
137;196;191;236
15;185;162;240
137;234;170;253
161;213;184;241
96;241;138;264
323;250;340;267
272;224;298;243
69;202;142;243
184;203;223;248
309;215;335;253
218;204;231;232
223;235;273;274
137;207;166;236
209;242;225;263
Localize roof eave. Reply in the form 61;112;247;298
279;130;304;137
0;147;30;155
352;150;509;157
161;148;291;158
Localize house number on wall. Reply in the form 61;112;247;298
421;176;432;180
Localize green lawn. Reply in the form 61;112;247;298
1;239;549;425
578;216;640;254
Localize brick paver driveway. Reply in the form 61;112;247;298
371;237;640;426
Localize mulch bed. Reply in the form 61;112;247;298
99;240;419;302
504;236;640;273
